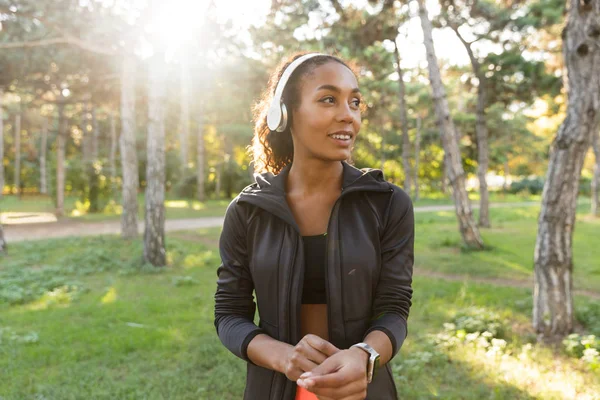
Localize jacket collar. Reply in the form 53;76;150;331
237;161;390;231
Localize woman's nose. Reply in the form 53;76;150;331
336;102;355;123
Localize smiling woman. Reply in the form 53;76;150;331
214;52;415;400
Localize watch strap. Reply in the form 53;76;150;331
350;342;380;383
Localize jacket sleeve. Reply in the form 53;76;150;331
214;198;264;363
363;187;414;359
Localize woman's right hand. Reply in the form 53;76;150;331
283;334;340;382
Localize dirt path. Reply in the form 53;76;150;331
4;217;225;242
4;201;539;243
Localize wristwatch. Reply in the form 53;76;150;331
350;342;380;383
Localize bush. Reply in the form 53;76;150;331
508;177;545;195
563;333;600;370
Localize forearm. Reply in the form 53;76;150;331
247;333;294;373
363;329;393;366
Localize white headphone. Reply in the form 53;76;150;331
266;53;326;132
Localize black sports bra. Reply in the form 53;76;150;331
301;233;327;304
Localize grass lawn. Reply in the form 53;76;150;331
416;202;600;292
1;206;599;399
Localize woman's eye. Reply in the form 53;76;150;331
321;96;335;104
352;99;361;108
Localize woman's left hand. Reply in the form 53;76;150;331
296;347;369;400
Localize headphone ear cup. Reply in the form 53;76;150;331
267;101;283;131
277;103;288;132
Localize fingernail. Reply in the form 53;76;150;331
296;379;306;388
300;372;312;378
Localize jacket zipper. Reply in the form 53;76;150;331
287;184;392;399
323;186;393;346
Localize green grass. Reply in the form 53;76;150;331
0;193;230;222
1;205;599;399
415;202;600;292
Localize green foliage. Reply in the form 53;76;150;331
563;334;600;370
508;177;545;195
576;303;600;335
0;234;218;305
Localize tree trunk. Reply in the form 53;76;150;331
394;39;411;196
417;0;484;248
88;105;100;213
14;114;21;196
503;160;510;192
0;87;4;199
196;113;206;201
441;158;447;194
120;54;139;239
109;111;118;196
451;24;491;227
40;117;48;194
453;27;490;228
380;132;386;171
475;79;490;227
56;102;67;217
144;50;167;267
215;161;222;199
179;55;190;169
591;131;599;216
414;116;421;201
0;215;5;254
533;0;600;342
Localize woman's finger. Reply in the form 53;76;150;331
299;340;330;365
304;335;340;358
290;350;319;374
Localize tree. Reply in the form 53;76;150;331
591;131;599;216
120;54;139;239
0;87;4;197
179;54;190;169
417;0;483;248
0;217;5;254
393;37;411;196
143;33;168;266
55;100;67;216
109;110;117;196
14;113;21;195
533;0;600;342
40;116;48;194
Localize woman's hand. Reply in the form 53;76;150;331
283;334;340;382
296;347;369;400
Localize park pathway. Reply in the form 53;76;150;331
4;201;538;243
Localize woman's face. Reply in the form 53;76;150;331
289;61;362;163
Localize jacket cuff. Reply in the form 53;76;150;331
363;314;408;358
241;328;266;365
215;315;265;363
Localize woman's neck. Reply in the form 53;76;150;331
286;158;343;196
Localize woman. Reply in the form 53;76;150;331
214;52;414;400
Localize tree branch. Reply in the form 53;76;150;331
0;6;117;56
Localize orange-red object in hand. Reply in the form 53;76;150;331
296;385;319;400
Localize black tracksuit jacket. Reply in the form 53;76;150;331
214;161;414;399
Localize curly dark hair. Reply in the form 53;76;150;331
249;52;361;175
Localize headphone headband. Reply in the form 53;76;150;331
267;53;327;132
